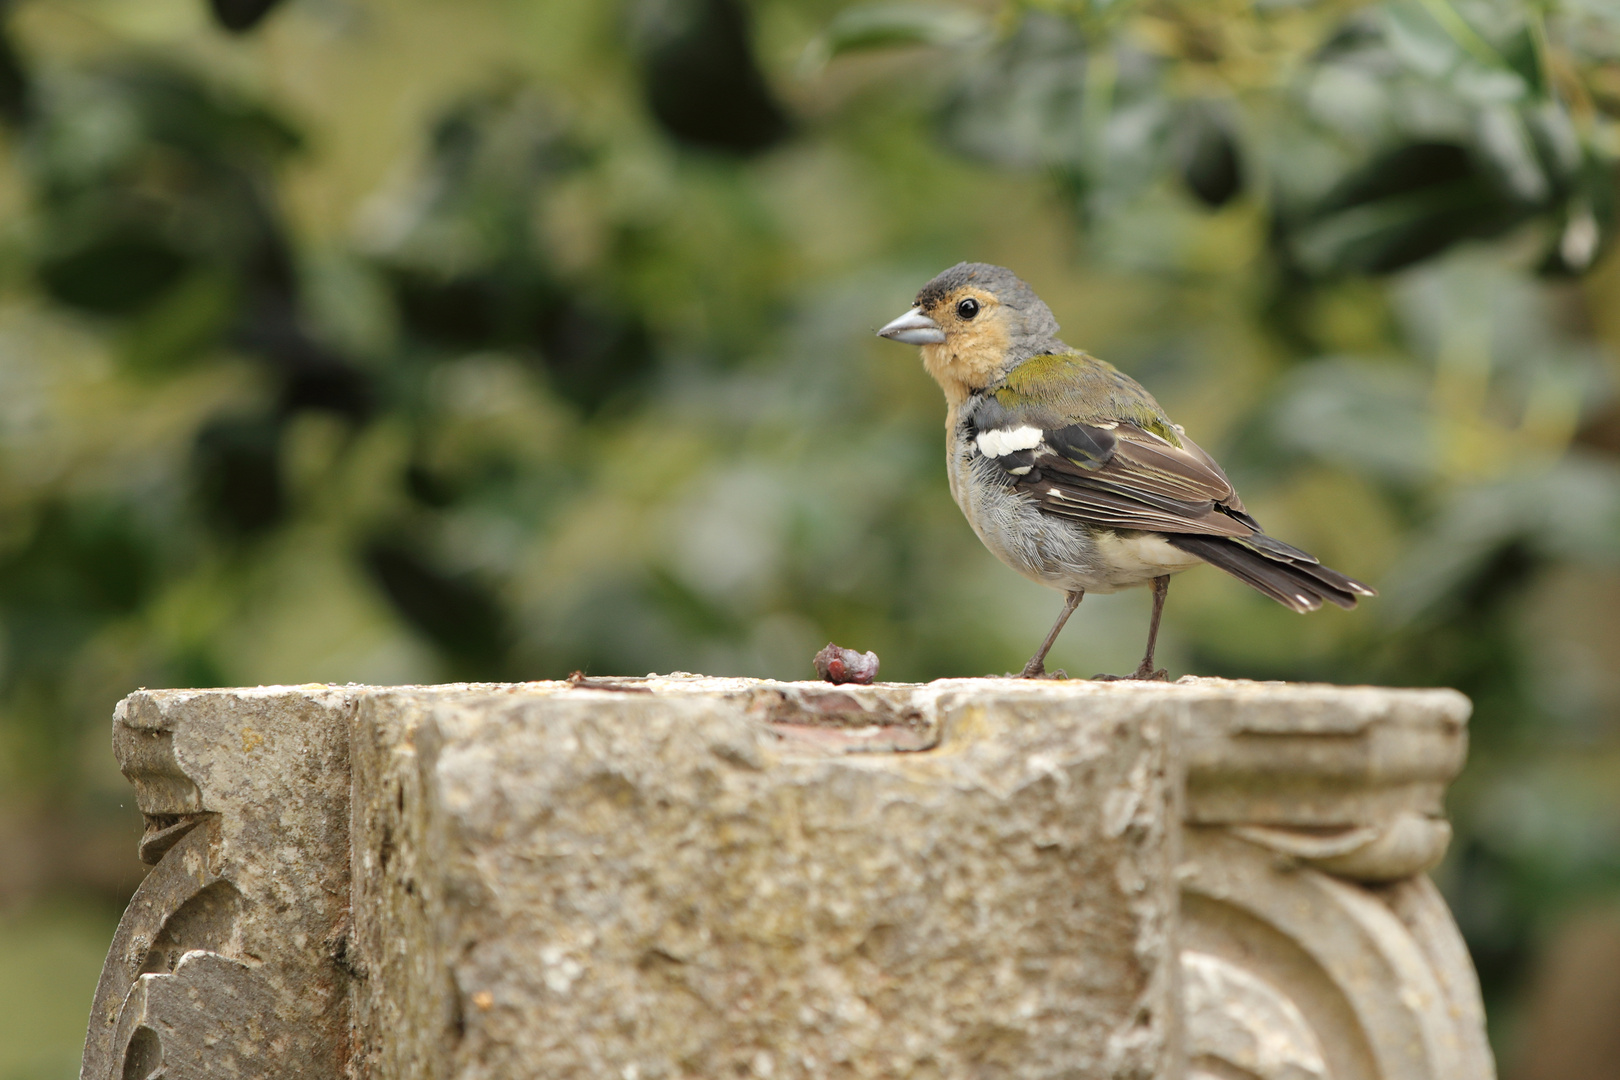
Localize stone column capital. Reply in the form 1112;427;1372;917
84;677;1492;1080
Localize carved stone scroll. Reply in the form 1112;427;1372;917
1174;680;1493;1080
82;688;360;1080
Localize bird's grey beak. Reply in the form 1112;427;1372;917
877;307;945;345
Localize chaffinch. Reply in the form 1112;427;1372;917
878;262;1374;680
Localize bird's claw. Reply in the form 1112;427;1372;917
1015;664;1068;680
1092;666;1169;682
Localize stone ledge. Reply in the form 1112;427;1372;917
83;677;1489;1080
349;678;1181;1080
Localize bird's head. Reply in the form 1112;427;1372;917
877;262;1062;404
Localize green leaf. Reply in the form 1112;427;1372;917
1172;100;1244;209
1384;0;1467;79
635;0;791;155
936;14;1091;168
119;271;239;376
1383;458;1620;622
1411;0;1512;72
1383;0;1531;104
1270;358;1436;483
1285;142;1534;276
800;3;987;73
1474;104;1549;202
36;226;190;315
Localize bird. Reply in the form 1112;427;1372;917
877;262;1374;680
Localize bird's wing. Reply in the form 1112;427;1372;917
971;414;1316;559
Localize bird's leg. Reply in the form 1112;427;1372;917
1019;590;1083;679
1132;575;1171;681
1095;576;1171;682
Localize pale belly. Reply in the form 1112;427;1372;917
1085;530;1206;590
948;440;1205;594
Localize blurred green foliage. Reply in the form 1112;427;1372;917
0;0;1617;1071
0;897;120;1080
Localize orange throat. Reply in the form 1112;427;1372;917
920;338;1008;409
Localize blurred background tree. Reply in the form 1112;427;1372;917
0;0;1618;1076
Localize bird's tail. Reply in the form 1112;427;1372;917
1166;534;1375;613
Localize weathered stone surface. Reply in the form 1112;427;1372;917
1177;679;1468;881
83;687;359;1080
1175;679;1491;1080
85;675;1495;1080
349;678;1179;1080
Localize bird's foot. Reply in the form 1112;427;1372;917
1092;665;1169;682
1015;662;1068;680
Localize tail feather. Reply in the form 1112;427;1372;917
1167;534;1375;614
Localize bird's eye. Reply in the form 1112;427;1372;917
956;298;980;320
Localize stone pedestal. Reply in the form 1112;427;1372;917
83;677;1490;1080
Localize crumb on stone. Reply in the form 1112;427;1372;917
813;643;880;685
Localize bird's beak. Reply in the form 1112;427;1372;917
876;307;946;345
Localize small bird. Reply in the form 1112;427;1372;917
878;262;1374;680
